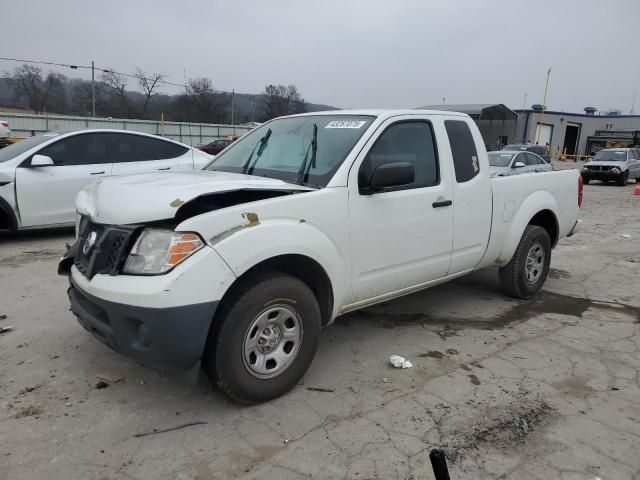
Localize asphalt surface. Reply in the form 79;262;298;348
1;165;639;480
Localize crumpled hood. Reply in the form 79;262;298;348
76;171;313;225
584;161;625;168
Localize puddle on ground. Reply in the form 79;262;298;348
335;290;640;335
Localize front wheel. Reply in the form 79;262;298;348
499;225;551;299
617;171;629;186
203;272;321;404
582;177;590;185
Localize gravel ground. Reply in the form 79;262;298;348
1;164;639;479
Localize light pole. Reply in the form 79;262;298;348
91;60;96;117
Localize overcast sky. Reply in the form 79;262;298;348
2;0;639;113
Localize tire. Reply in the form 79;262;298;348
617;171;629;186
499;225;551;299
582;177;590;185
203;271;321;404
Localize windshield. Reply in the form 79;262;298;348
489;152;515;167
593;150;627;161
0;134;58;163
206;115;375;187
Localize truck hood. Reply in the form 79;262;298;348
76;171;314;225
584;161;625;168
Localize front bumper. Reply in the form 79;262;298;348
581;169;621;180
68;278;218;371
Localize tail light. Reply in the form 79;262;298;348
578;175;584;208
0;121;8;128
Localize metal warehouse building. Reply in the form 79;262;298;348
420;103;640;158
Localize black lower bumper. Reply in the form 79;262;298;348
68;280;218;371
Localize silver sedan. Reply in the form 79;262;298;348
489;150;553;177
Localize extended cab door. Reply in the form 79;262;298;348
15;133;113;227
110;133;190;175
347;117;455;304
443;119;492;274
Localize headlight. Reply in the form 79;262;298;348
611;167;621;175
123;229;204;275
581;167;588;172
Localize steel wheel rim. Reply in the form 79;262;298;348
525;243;545;284
242;304;304;379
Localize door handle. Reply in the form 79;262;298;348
432;200;452;208
157;167;171;171
90;171;105;175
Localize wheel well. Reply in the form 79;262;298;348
0;198;18;231
528;210;558;247
225;254;334;326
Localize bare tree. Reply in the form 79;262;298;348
8;64;66;114
261;84;306;120
99;69;134;117
174;77;228;123
134;68;165;119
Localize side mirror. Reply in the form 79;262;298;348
365;162;415;193
31;154;54;167
513;161;526;169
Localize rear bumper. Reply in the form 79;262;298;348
68;278;218;371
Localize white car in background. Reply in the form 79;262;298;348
0;129;212;231
0;120;11;148
488;150;552;177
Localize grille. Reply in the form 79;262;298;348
586;165;612;172
74;222;138;279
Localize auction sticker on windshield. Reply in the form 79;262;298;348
325;120;367;129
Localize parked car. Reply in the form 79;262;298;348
581;148;640;185
489;150;553;176
0;120;11;148
197;138;235;155
0;129;212;231
502;144;551;163
59;110;581;404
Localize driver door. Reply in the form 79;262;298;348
15;133;113;227
347;117;454;305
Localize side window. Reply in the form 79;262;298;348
37;134;111;165
359;121;439;191
112;134;189;162
444;120;479;182
524;153;539;166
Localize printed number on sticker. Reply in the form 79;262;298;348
325;120;367;129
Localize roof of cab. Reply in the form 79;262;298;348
286;109;470;120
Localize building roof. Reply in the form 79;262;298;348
416;104;518;121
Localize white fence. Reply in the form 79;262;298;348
1;112;253;146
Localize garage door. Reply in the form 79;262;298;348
535;123;552;145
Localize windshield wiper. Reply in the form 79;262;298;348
241;128;272;175
297;124;317;185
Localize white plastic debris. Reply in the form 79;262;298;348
621;234;631;239
389;355;413;369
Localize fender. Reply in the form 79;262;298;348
211;219;347;319
495;190;559;266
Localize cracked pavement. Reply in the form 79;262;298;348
1;165;639;479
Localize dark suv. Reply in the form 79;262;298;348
502;144;550;163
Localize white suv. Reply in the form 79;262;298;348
0;129;212;231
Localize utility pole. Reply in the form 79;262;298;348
231;89;235;126
522;92;528;111
250;98;255;122
630;92;636;114
91;60;96;117
535;67;551;144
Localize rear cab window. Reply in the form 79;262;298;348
444;120;479;182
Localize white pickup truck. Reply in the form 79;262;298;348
59;110;582;404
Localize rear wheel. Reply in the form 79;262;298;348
203;272;321;404
499;225;551;299
617;171;629;186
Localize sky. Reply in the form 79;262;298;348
1;0;639;113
